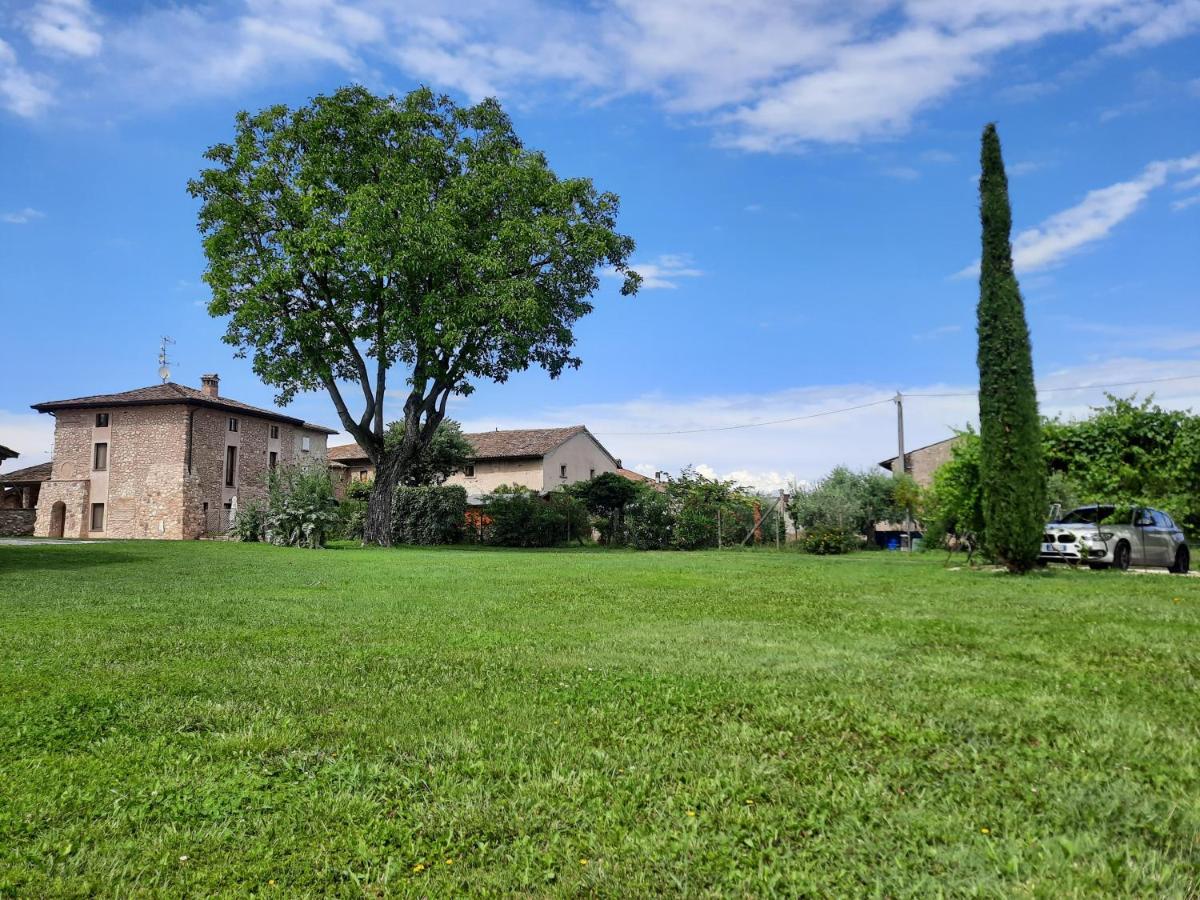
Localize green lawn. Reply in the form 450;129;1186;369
1;542;1198;897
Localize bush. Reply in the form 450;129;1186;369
229;499;266;542
800;526;862;555
482;485;588;547
626;487;674;550
391;485;467;545
264;464;340;549
335;498;367;542
345;479;373;501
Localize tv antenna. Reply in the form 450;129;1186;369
158;336;175;383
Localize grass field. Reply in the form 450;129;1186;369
1;541;1198;896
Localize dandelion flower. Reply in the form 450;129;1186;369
179;856;188;862
745;800;755;805
579;858;589;866
412;863;426;873
687;810;697;817
980;828;990;835
445;859;454;865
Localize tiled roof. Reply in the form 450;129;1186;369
326;425;604;463
32;383;338;433
465;425;588;459
0;461;51;484
328;442;371;463
619;467;668;491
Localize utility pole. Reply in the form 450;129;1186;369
894;391;910;551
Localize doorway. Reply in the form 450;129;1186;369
49;501;66;538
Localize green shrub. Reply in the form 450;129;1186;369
229;499;266;542
336;498;367;541
264;464;340;549
482;485;588;547
391;485;467;545
626;487;674;550
800;526;862;555
345;479;374;501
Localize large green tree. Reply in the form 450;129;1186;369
976;123;1045;572
189;86;639;544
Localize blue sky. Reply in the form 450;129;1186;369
2;0;1199;488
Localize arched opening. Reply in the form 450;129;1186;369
49;501;66;539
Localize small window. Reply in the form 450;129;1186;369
358;469;368;480
560;464;568;478
589;468;595;478
228;417;239;433
225;445;237;487
270;425;279;439
93;442;108;471
95;413;109;428
301;436;311;452
269;451;278;471
464;464;475;478
90;503;105;531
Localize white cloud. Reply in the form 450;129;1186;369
0;207;45;224
608;253;704;290
26;0;103;58
913;324;962;341
0;38;54;117
883;165;921;180
1175;172;1200;191
0;410;54;466
1173;194;1200;211
956;152;1200;276
458;357;1200;488
4;0;1196;147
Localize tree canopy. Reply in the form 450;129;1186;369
976;123;1044;573
384;419;472;487
189;85;639;543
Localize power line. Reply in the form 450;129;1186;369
594;373;1200;437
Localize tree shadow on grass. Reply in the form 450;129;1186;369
0;543;145;575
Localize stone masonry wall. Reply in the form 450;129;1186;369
0;509;36;536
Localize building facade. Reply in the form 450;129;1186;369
878;435;962;488
31;375;335;540
329;425;621;500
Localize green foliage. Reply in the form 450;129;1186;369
391;485;467;545
788;467;902;537
568;471;641;545
976;123;1046;572
482;485;589;547
336;498;367;542
922;430;985;551
229;499;266;542
263;464;340;549
800;526;863;555
1043;394;1200;534
625;486;675;550
189;85;639;544
665;468;742;550
345;479;374;501
385;420;473;487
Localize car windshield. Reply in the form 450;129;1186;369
1057;505;1147;525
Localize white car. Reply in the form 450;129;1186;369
1041;504;1190;573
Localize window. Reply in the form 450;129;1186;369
269;451;278;471
93;442;108;471
589;468;595;479
270;425;279;439
464;464;475;478
225;445;237;487
560;464;568;478
228;417;239;433
357;469;368;480
90;503;105;531
301;436;311;452
95;413;109;428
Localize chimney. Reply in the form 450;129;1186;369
200;373;219;398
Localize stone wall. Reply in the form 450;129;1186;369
0;509;35;536
888;437;961;488
34;479;89;538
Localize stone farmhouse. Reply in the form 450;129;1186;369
27;375;336;540
329;425;622;500
878;435;961;488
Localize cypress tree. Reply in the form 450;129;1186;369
976;123;1045;573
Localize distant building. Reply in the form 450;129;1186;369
29;375;336;539
878;435;961;488
329;425;621;501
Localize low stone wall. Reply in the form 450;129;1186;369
0;508;36;537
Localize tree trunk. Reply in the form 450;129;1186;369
364;453;403;546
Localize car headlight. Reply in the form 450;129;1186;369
1083;532;1114;542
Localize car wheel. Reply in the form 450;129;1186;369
1113;541;1132;571
1169;546;1190;575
